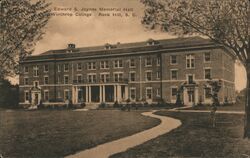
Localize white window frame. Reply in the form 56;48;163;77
156;88;160;97
130;87;136;101
64;89;70;101
171;86;178;102
204;67;212;80
77;74;82;83
170;69;178;80
87;62;96;70
44;76;49;85
204;52;211;63
113;60;123;68
145;70;152;81
57;65;61;72
77;63;82;71
33;65;39;77
146;87;152;100
186;54;195;69
33;81;39;87
129;71;136;82
24;77;29;85
157;57;161;66
129;59;136;68
145;57;152;67
100;61;109;69
44;90;49;102
170;55;177;65
87;73;97;83
100;72;110;83
156;71;160;80
24;66;29;74
114;72;123;82
204;87;212;100
64;75;69;84
44;65;49;73
24;91;29;102
186;74;195;84
64;63;69;72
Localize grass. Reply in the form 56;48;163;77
111;111;250;158
0;109;160;158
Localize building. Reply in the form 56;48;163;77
19;37;236;107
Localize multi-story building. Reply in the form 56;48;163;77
19;37;236;107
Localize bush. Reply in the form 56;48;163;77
99;102;106;108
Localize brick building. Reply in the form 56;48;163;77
19;37;236;107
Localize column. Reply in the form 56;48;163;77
72;86;75;104
88;86;92;103
102;85;105;102
114;85;117;102
195;87;199;105
85;86;89;103
125;86;128;100
117;85;121;102
99;85;102;103
183;87;188;105
76;87;79;104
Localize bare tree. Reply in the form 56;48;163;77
0;0;51;78
141;0;250;137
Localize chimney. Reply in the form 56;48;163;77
68;43;76;49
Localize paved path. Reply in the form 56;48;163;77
65;110;182;158
169;108;244;115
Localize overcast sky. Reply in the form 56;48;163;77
29;0;246;91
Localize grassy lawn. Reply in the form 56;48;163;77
111;111;250;158
0;109;160;158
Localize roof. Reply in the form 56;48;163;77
22;36;224;63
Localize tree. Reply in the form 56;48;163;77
141;0;250;137
0;79;19;108
0;0;51;78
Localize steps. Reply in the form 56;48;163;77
84;103;99;110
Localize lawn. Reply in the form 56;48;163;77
111;111;250;158
0;109;160;158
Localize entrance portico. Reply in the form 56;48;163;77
72;84;128;104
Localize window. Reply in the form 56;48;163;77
87;62;96;70
114;73;123;82
130;59;135;68
57;91;61;99
57;65;61;72
156;88;160;97
33;66;39;77
44;65;49;72
156;71;160;79
171;87;178;99
44;76;49;84
129;72;136;81
24;91;29;102
170;55;177;64
186;54;195;69
87;74;96;83
204;52;211;62
34;81;39;87
130;88;136;100
187;74;194;84
64;75;69;84
100;61;109;69
100;73;110;83
64;63;69;72
77;63;82;71
24;66;29;73
204;68;211;79
146;87;152;99
77;74;82;83
114;60;123;68
64;90;70;100
157;57;161;66
57;76;60;84
205;88;212;99
146;71;152;81
145;57;152;67
171;70;178;80
44;90;49;101
24;77;29;85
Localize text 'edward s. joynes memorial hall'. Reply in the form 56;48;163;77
19;37;236;108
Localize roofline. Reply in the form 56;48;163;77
20;44;223;64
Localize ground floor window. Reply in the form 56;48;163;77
44;90;49;101
64;90;70;100
171;87;178;100
146;87;152;99
205;87;212;99
156;88;160;97
130;88;136;100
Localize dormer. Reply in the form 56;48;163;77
68;43;76;49
104;43;116;50
146;38;159;46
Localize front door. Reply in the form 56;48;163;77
188;90;195;105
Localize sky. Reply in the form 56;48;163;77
21;0;246;91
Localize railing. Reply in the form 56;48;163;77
73;78;129;84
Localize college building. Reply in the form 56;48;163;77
19;37;236;107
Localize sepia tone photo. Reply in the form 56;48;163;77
0;0;249;157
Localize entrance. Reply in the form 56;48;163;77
188;90;195;104
91;86;100;102
105;85;114;102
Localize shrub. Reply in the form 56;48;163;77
99;102;106;108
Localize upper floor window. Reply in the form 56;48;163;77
156;88;160;97
64;63;69;72
130;59;136;68
87;74;96;83
204;68;211;79
77;74;82;83
44;76;49;84
170;55;177;65
33;66;39;77
44;90;49;101
130;88;136;100
156;71;160;79
57;75;61;84
34;81;39;87
157;57;161;66
64;75;69;84
146;87;152;99
57;65;61;72
187;74;194;84
24;77;29;85
114;72;123;82
186;54;195;69
77;63;82;71
129;72;136;81
100;61;109;69
44;65;49;72
171;70;178;80
145;57;152;67
145;71;152;81
204;52;211;62
100;73;110;83
24;66;29;73
24;91;29;102
87;62;96;70
114;60;123;68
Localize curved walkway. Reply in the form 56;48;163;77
65;110;182;158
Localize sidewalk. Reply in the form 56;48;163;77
65;110;182;158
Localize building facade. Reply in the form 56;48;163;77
19;37;236;107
